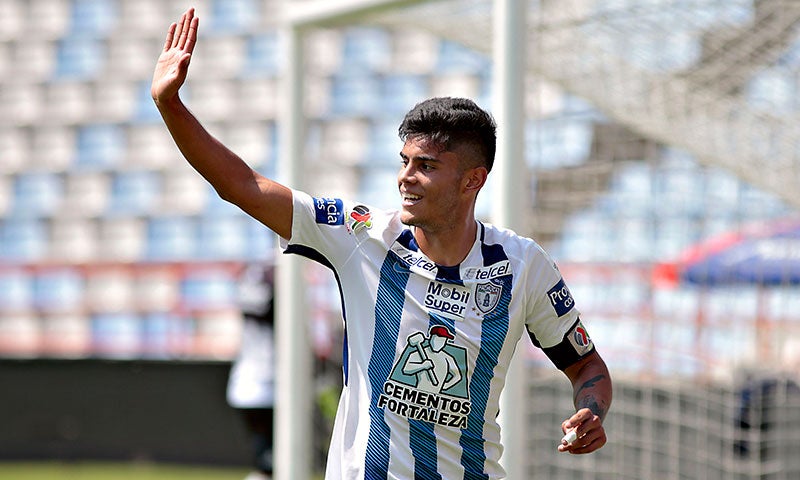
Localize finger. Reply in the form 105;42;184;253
565;434;605;454
163;22;177;52
177;8;195;50
171;11;186;49
184;16;199;55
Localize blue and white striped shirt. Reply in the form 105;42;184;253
284;191;587;480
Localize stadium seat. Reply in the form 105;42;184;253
28;0;70;39
180;269;237;309
340;28;391;73
69;0;118;35
381;75;430;115
75;123;126;170
62;171;111;217
242;33;281;77
0;270;33;312
48;218;98;262
44;81;93;124
145;216;197;260
12;172;63;217
85;268;135;313
97;217;146;261
209;0;258;32
30;125;75;172
32;268;84;313
40;312;91;357
196;215;249;259
0;0;24;41
161;168;208;214
90;312;142;358
108;170;161;215
0;127;31;175
0;218;47;260
54;36;105;79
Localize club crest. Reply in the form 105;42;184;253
475;281;502;314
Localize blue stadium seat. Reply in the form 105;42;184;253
330;73;382;116
0;270;33;312
145;216;197;260
133;80;163;123
69;0;118;35
108;170;161;214
210;0;258;32
341;28;391;73
357;167;400;211
180;270;237;309
33;269;84;312
196;215;248;259
12;172;63;217
436;40;490;73
245;217;274;260
91;312;141;358
242;33;280;77
381;75;429;115
54;36;105;79
0;219;48;260
140;312;194;359
75;124;126;170
368;120;403;167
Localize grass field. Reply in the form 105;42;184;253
0;462;252;480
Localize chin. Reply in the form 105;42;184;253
399;211;419;227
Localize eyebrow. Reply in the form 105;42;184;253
399;151;440;163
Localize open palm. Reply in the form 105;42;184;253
151;8;199;104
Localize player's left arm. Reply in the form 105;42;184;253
559;350;613;454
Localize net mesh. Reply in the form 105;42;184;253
358;0;800;209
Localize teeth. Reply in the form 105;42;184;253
403;194;421;201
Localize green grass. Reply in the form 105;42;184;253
0;462;251;480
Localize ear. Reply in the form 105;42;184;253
464;167;488;193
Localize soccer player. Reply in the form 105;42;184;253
152;8;612;479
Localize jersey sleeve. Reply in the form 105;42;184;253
525;248;595;370
280;190;362;270
281;190;383;270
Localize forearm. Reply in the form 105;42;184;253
566;353;612;422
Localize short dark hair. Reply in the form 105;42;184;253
398;97;497;172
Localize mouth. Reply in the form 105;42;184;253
401;192;422;207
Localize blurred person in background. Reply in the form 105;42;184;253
227;264;276;480
152;8;612;479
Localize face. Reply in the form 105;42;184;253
397;136;480;233
430;335;447;352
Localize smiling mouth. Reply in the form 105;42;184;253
401;193;422;206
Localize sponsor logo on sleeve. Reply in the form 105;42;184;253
547;278;575;317
568;321;593;355
346;205;373;233
314;197;345;225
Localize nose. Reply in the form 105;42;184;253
398;162;417;184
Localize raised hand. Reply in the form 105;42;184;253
151;8;199;106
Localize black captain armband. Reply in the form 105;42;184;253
529;319;595;371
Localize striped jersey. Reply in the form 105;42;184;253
283;191;591;480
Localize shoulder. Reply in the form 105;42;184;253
480;222;550;262
293;190;402;238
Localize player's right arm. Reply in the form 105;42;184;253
151;7;293;240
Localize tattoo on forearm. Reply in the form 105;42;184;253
579;395;606;421
576;375;605;396
574;374;609;421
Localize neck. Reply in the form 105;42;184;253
413;218;478;267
